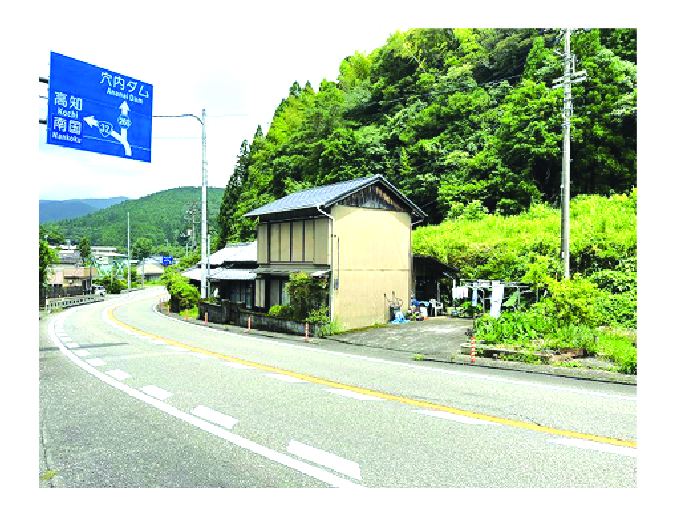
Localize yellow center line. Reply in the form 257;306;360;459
109;298;637;449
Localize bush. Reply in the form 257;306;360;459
160;267;199;310
541;275;601;328
268;304;293;318
284;272;329;322
97;275;125;294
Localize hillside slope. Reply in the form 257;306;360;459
39;196;129;223
40;187;224;248
216;28;636;244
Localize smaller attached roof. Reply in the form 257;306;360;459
182;267;257;282
182;268;203;281
210;268;257;281
244;174;425;218
203;242;257;266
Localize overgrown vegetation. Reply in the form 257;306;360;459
161;266;200;311
415;190;636;373
267;272;332;326
216;28;635;244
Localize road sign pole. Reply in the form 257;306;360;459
127;212;131;290
200;108;208;299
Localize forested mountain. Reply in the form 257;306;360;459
40;187;224;249
216;28;636;246
39;196;128;222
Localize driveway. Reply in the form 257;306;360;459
329;317;475;361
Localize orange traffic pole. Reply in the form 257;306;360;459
305;321;309;341
471;336;476;363
248;316;251;333
205;311;208;326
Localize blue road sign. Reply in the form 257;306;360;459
47;52;153;162
162;256;173;266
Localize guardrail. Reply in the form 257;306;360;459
45;294;104;311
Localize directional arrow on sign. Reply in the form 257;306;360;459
115;101;131;156
84;116;99;128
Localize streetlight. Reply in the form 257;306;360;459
153;110;208;299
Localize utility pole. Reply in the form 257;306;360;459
553;28;586;279
127;212;131;290
207;232;211;299
200;108;208;300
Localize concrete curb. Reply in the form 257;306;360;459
156;311;636;386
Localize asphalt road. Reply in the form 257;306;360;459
39;287;637;488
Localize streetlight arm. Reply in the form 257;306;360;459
153;114;203;125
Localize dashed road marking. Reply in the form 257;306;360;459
73;349;90;357
65;343;79;348
86;358;106;367
105;369;132;380
191;405;238;429
140;385;173;401
287;440;362;480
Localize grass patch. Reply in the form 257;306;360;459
181;305;199;319
39;469;58;481
592;328;637;374
412;354;427;361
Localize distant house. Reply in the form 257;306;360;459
244;175;425;330
136;261;165;282
46;266;98;297
183;242;258;308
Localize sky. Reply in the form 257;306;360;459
36;3;412;201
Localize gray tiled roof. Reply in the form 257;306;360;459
202;242;257;266
244;175;425;218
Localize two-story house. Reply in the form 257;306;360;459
244;174;425;330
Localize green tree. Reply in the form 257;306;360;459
39;239;58;291
132;237;153;261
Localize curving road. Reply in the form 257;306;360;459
39;287;637;488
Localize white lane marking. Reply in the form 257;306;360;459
150;341;168;345
49;311;361;489
151;304;635;402
324;389;383;401
191;405;238;429
416;409;500;425
194;354;216;359
287;440;362;480
220;362;255;370
86;358;106;367
58;336;72;341
264;373;306;383
106;369;132;380
547;438;637;457
65;343;80;348
140;385;173;401
73;350;91;357
169;347;191;352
